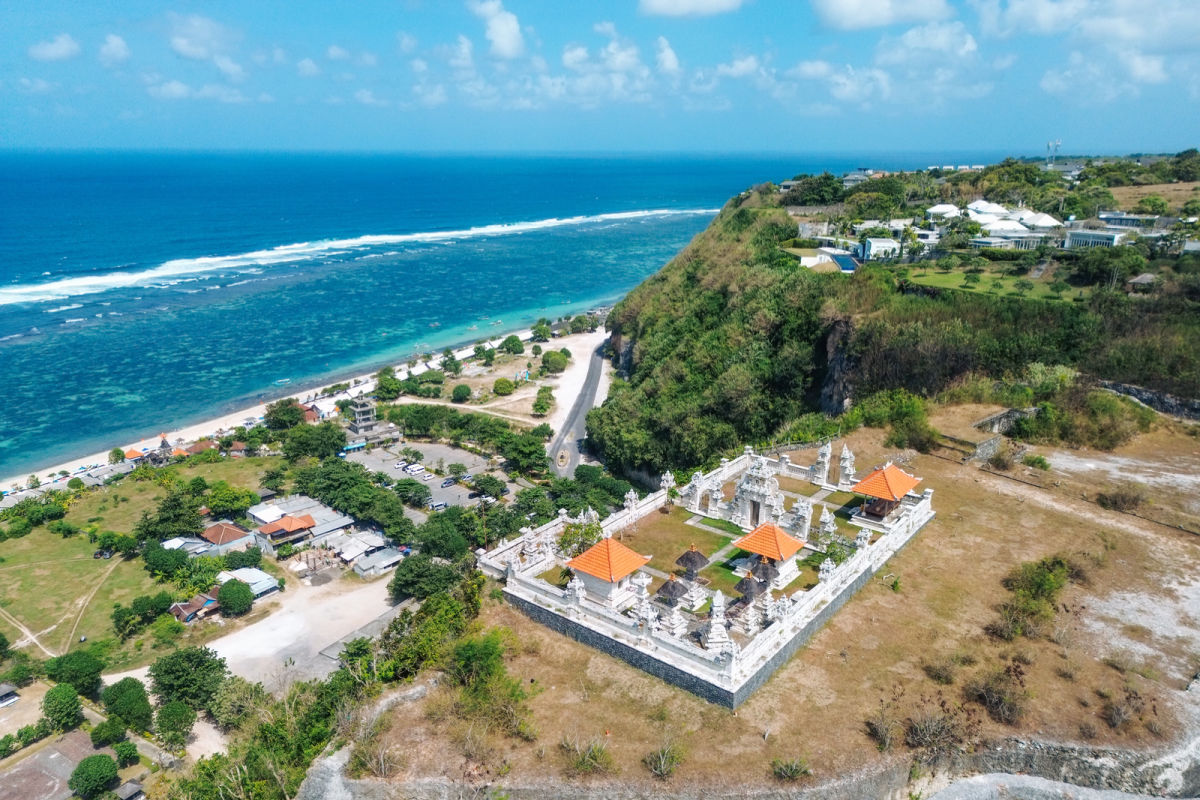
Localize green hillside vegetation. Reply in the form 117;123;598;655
587;183;1200;475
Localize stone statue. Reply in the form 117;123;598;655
811;441;832;486
839;444;857;488
666;604;688;638
818;557;835;583
855;528;871;549
624;488;639;514
660;471;676;493
568;574;587;603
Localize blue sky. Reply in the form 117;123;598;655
2;0;1198;153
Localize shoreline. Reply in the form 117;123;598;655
1;311;613;492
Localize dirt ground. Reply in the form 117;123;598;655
0;681;48;738
376;426;1200;794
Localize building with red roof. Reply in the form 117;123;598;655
566;534;650;609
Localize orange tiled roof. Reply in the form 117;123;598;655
567;537;650;583
733;523;804;562
202;522;249;545
851;463;921;501
260;514;316;534
123;449;143;459
171;448;189;457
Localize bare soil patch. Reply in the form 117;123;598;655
1109;181;1200;212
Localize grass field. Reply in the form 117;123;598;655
618;507;732;576
1109;180;1200;212
0;456;281;660
906;265;1092;303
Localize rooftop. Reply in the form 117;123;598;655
852;463;922;501
567;536;650;583
732;522;805;562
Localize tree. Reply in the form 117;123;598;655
531;321;552;342
541;350;569;373
1182;198;1200;217
0;631;8;659
102;677;153;731
1133;194;1169;215
208;675;268;730
557;520;602;558
473;475;506;499
501;431;549;476
261;466;286;493
388;554;459;603
500;334;524;355
393;478;431;508
108;448;125;464
375;366;402;401
68;754;118;798
149;647;228;711
42;683;82;731
217;580;254;617
441;349;462;376
1014;279;1035;295
133;488;203;543
90;717;126;747
113;740;138;767
142;540;188;579
45;651;104;697
451;384;471;403
264;398;306;430
205;481;259;516
493;377;515;396
156;700;197;749
448;463;467;479
283;421;347;461
68;477;84;491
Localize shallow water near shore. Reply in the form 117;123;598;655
0;151;1002;480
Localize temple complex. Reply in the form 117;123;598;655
479;441;935;707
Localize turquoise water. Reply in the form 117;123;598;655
0;151;1005;478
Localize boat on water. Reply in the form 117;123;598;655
429;322;440;328
491;319;502;326
273;378;292;386
467;325;478;331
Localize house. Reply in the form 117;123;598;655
162;536;211;557
217;567;278;597
970;236;1014;250
227;441;248;458
347;399;378;436
1098;210;1159;229
200;521;253;554
0;682;19;708
731;522;806;589
115;781;146;800
967;199;1010;216
302;404;320;424
841;170;871;189
248;495;354;549
1065;229;1128;250
353;547;404;577
316;529;388;563
169;590;219;624
983;219;1030;235
1127;273;1157;292
926;203;961;220
566;534;651;609
1183;239;1200;254
123;449;144;462
858;238;900;261
258;514;316;544
187;439;220;455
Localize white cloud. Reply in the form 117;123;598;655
169;15;233;60
1117;50;1167;84
655;36;680;75
469;0;525;59
18;77;57;93
214;55;246;81
29;33;80;61
272;47;287;64
828;65;892;102
99;34;130;67
358;52;378;67
810;0;952;30
328;45;350;60
196;84;248;103
297;58;320;77
973;0;1090;37
415;83;447;106
354;88;387;106
397;31;418;54
639;0;745;16
876;21;978;64
258;92;275;103
448;36;475;71
148;79;192;99
790;60;833;79
716;55;759;78
992;53;1017;69
411;58;429;74
562;44;589;71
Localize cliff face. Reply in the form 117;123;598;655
818;318;856;416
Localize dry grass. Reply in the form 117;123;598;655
375;426;1200;792
1109;181;1200;213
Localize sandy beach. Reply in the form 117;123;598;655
2;324;610;493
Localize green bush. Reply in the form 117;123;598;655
643;742;684;780
42;683;82;731
102;677;153;732
90;717;127;747
560;736;614;775
770;756;812;781
156;700;197;749
493;378;515;396
113;740;139;767
1022;454;1050;470
218;579;254;617
451;384;472;403
69;754;118;799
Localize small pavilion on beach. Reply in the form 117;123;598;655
851;462;921;520
566;534;651;609
731;522;805;589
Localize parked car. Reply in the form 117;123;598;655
393;461;407;469
468;491;481;499
441;478;456;488
431;502;448;511
422;472;434;481
461;474;473;483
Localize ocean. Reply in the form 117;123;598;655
0;151;1006;481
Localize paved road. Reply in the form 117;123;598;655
548;342;606;478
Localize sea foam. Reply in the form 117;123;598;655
0;208;718;306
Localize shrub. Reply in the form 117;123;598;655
493;378;516;396
643;742;684;780
560;735;614;776
1102;685;1145;731
1022;454;1050;470
69;754;118;798
923;659;958;685
965;664;1029;725
988;447;1015;470
156;700;197;749
904;693;979;760
89;717;127;747
770;756;812;781
1096;485;1146;511
451;384;471;403
113;740;139;767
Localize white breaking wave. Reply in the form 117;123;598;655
44;303;85;313
0;208;718;306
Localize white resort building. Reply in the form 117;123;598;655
478;443;935;707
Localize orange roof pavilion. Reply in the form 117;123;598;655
733;522;805;562
123;449;143;460
851;463;921;501
567;537;650;583
259;514;316;535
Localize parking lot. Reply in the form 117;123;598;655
345;442;520;512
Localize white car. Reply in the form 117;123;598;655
393;461;407;470
422;472;434;481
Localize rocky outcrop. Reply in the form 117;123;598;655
1099;381;1200;420
818;319;856;416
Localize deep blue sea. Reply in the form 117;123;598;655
0;151;1006;480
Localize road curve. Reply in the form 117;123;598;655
548;340;607;478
